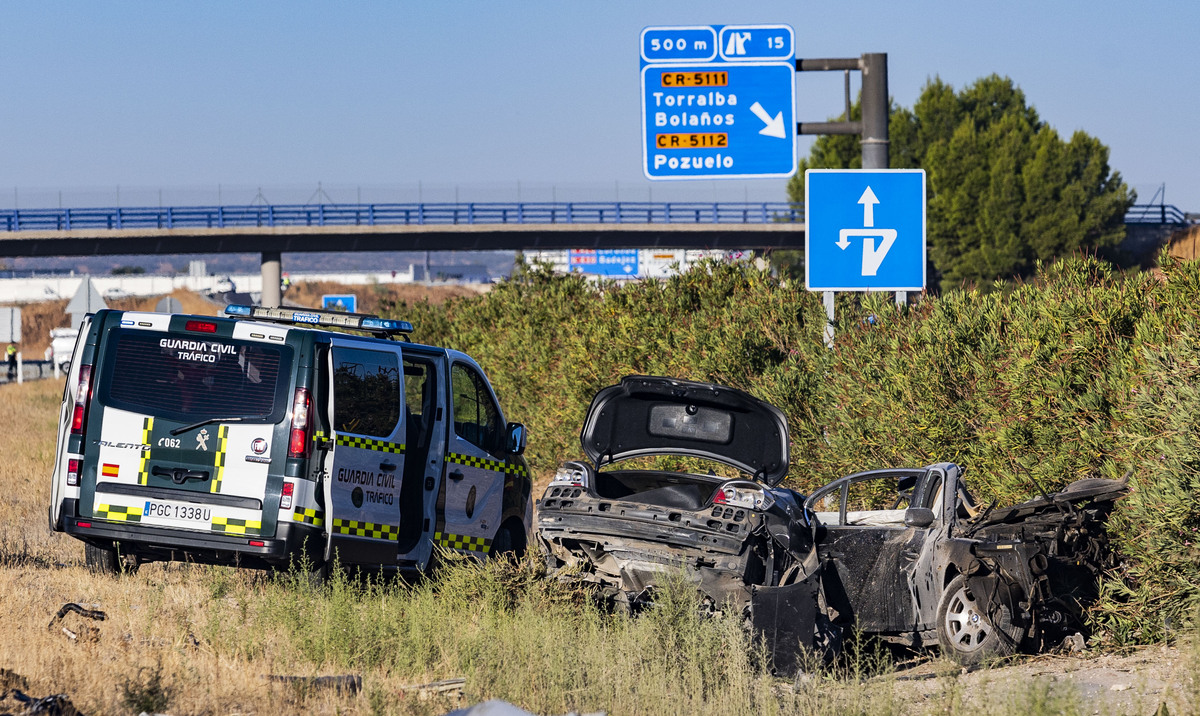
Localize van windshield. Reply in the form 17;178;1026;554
99;329;292;424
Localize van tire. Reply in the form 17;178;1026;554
490;521;525;561
84;542;119;575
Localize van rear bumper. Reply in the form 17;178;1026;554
62;510;323;569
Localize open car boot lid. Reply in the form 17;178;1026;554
579;375;790;486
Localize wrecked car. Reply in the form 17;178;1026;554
536;375;1126;666
805;465;1125;663
536;376;826;665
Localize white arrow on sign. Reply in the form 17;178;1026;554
858;186;879;228
838;228;899;276
749;102;786;138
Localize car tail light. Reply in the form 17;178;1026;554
713;483;775;511
288;387;312;459
77;521;92;529
185;320;218;333
70;365;93;435
551;463;589;489
249;539;265;547
280;481;295;509
67;458;81;487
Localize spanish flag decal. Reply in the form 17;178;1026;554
101;463;120;478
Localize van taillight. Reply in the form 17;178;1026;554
280;481;295;509
70;365;93;435
67;458;81;487
288;387;311;459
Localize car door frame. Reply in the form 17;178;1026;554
806;467;942;635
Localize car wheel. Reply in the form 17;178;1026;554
936;574;1022;664
84;542;119;575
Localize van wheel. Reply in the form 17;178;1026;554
84;543;119;575
490;522;524;561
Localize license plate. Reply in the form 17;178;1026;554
143;500;212;524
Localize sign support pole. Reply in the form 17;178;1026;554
798;52;895;343
823;291;835;348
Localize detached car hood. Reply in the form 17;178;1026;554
579;375;790;486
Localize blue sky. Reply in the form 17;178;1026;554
2;1;1196;209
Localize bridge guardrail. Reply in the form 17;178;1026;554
0;202;806;232
3;201;1188;232
1125;203;1193;225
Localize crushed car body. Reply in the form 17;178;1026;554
536;375;1126;666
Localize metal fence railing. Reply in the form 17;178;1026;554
0;202;806;232
1;201;1190;232
1124;203;1193;225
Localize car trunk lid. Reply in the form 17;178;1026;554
579;376;790;486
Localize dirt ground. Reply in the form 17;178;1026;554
876;643;1190;714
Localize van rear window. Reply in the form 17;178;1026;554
99;329;292;423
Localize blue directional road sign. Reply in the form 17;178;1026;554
641;24;796;180
569;249;639;277
805;169;926;292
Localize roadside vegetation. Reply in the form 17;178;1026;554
7;252;1200;712
391;254;1200;644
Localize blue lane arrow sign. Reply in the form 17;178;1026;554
805;169;927;292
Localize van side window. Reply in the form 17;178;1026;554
451;364;504;455
332;347;401;438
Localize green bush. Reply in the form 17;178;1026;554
386;254;1200;643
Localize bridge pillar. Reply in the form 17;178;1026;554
261;251;281;307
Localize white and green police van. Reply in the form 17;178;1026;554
49;304;532;575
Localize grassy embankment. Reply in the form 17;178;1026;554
6;259;1200;712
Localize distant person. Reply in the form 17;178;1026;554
6;344;16;381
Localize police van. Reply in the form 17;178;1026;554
49;304;532;575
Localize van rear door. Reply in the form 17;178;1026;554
320;338;408;566
81;313;294;538
49;316;93;529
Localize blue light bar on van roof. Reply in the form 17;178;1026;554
223;304;414;335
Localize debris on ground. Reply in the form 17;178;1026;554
47;604;105;643
0;687;84;716
398;677;466;701
264;674;361;696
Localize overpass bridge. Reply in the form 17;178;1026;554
0;201;806;256
0;199;1192;305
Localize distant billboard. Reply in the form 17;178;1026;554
568;249;639;277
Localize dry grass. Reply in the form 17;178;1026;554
284;281;486;315
9;281;478;359
0;350;1193;714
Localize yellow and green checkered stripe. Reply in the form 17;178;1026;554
434;531;492;554
331;518;398;540
312;431;406;454
211;424;229;493
211;516;262;536
447;453;528;479
138;417;154;486
96;503;142;523
292;507;324;528
334;434;405;454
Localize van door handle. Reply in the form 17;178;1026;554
449;470;464;481
379;462;397;472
